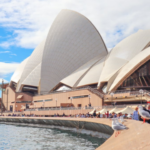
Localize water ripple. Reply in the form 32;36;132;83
0;123;106;150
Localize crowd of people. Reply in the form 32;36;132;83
1;112;131;118
52;110;132;119
2;105;150;123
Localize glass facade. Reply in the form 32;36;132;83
118;60;150;90
69;95;88;99
16;101;31;103
34;99;53;102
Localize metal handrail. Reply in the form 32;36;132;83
25;106;95;112
24;103;146;112
107;89;150;96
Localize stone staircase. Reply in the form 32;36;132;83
87;87;104;99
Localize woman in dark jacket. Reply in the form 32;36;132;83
93;110;97;118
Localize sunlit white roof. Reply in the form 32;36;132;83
109;47;150;92
16;40;45;91
21;63;41;87
40;9;108;93
98;30;150;89
11;10;150;95
11;57;29;83
61;55;106;88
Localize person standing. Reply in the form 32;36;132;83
132;107;139;121
97;112;102;118
111;112;116;118
86;112;90;118
105;111;109;118
88;102;91;108
93;110;97;118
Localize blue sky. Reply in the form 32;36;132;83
0;26;32;81
0;27;32;63
0;0;150;84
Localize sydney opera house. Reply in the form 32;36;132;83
2;9;150;113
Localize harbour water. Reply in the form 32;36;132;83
0;123;106;150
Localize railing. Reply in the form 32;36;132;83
2;111;23;114
24;103;148;112
107;89;150;97
113;90;131;94
130;90;150;96
25;106;95;112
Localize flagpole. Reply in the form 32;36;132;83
1;79;4;115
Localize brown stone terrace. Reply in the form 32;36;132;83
104;90;150;104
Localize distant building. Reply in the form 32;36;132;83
2;10;150;112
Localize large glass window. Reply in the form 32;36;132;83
69;95;88;99
16;101;32;103
34;99;52;102
118;60;150;90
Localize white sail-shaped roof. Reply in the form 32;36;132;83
11;57;29;83
61;55;106;88
77;57;105;87
40;9;108;93
61;55;103;87
11;9;150;96
109;47;150;92
98;30;150;88
16;39;45;91
21;63;41;87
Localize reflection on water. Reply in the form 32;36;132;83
0;123;106;150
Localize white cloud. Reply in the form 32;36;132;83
0;0;150;49
0;51;10;53
10;54;17;56
0;51;17;56
0;62;19;78
0;42;14;48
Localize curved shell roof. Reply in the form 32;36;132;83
78;57;105;87
21;63;41;87
61;55;102;87
11;57;29;83
11;9;150;95
61;54;106;88
16;39;45;91
11;9;107;94
98;30;150;88
40;9;108;93
109;47;150;92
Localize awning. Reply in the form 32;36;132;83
21;106;26;110
60;103;72;107
116;107;134;114
29;105;35;108
109;107;121;113
89;109;96;115
96;108;108;114
17;95;23;99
